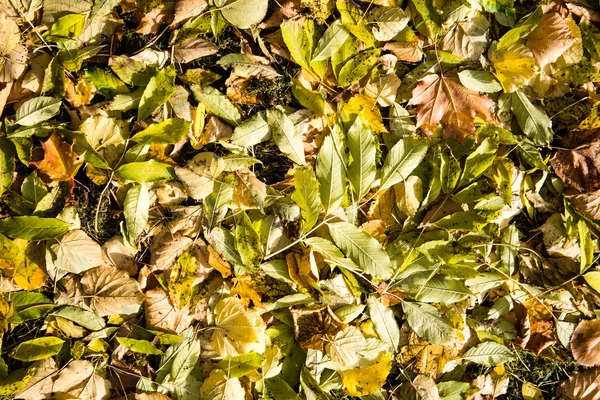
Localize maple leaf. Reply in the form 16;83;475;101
31;133;83;182
408;71;496;141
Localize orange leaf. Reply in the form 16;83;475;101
31;133;83;181
408;71;495;141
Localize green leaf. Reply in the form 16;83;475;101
367;295;400;350
217;54;279;78
0;216;69;240
14;97;61;126
511;90;553;146
123;183;149;246
312;20;351;62
380;137;428;190
231;112;271;147
434;210;496;231
410;0;442;37
457;70;503;93
291;78;328;116
347;117;376;199
461;341;514;366
459;137;499;186
7;292;54;324
264;375;301;400
501;225;520;275
0;137;15;196
217;352;264;378
266;108;306;165
85;68;129;96
130;118;191;145
336;0;375;46
281;18;317;72
235;213;262;269
301;367;334;400
303;237;360;272
213;0;268;29
116;160;176;182
584;271;600;294
579;220;594;273
52;306;105;331
46;13;86;41
116;337;163;355
138;66;176;121
401;301;456;345
327;221;392;279
191;85;242;126
515;137;547;170
399;272;473;304
337;49;380;88
11;337;64;361
170;339;201;384
316;129;346;215
291;167;321;233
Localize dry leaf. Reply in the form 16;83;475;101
31;133;83;182
291;304;345;351
526;12;578;67
550;128;600;192
571;319;600;367
408;71;495;141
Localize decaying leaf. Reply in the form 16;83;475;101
408;71;495;140
291;304;345;351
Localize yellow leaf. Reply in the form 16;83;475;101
211;297;267;357
231;274;263;308
489;42;536;93
522;382;544;400
342;94;387;133
340;352;393;396
0;240;47;290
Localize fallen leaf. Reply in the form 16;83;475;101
408;71;495;141
291;304;345;351
571;319;600;367
550;128;600;192
31;133;83;182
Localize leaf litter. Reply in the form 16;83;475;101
0;0;599;399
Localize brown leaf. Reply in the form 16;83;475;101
571;319;600;367
559;368;600;400
565;189;600;221
136;7;172;35
173;38;219;64
550;129;600;192
526;12;578;67
384;41;423;63
144;287;194;333
31;133;83;182
408;71;495;141
172;0;207;25
514;301;556;355
286;250;318;290
291;304;345;351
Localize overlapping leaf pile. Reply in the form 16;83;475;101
1;0;600;398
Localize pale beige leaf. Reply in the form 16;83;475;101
559;368;600;400
52;360;112;400
81;266;144;317
52;229;104;274
526;12;577;67
15;358;58;400
144;287;194;333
